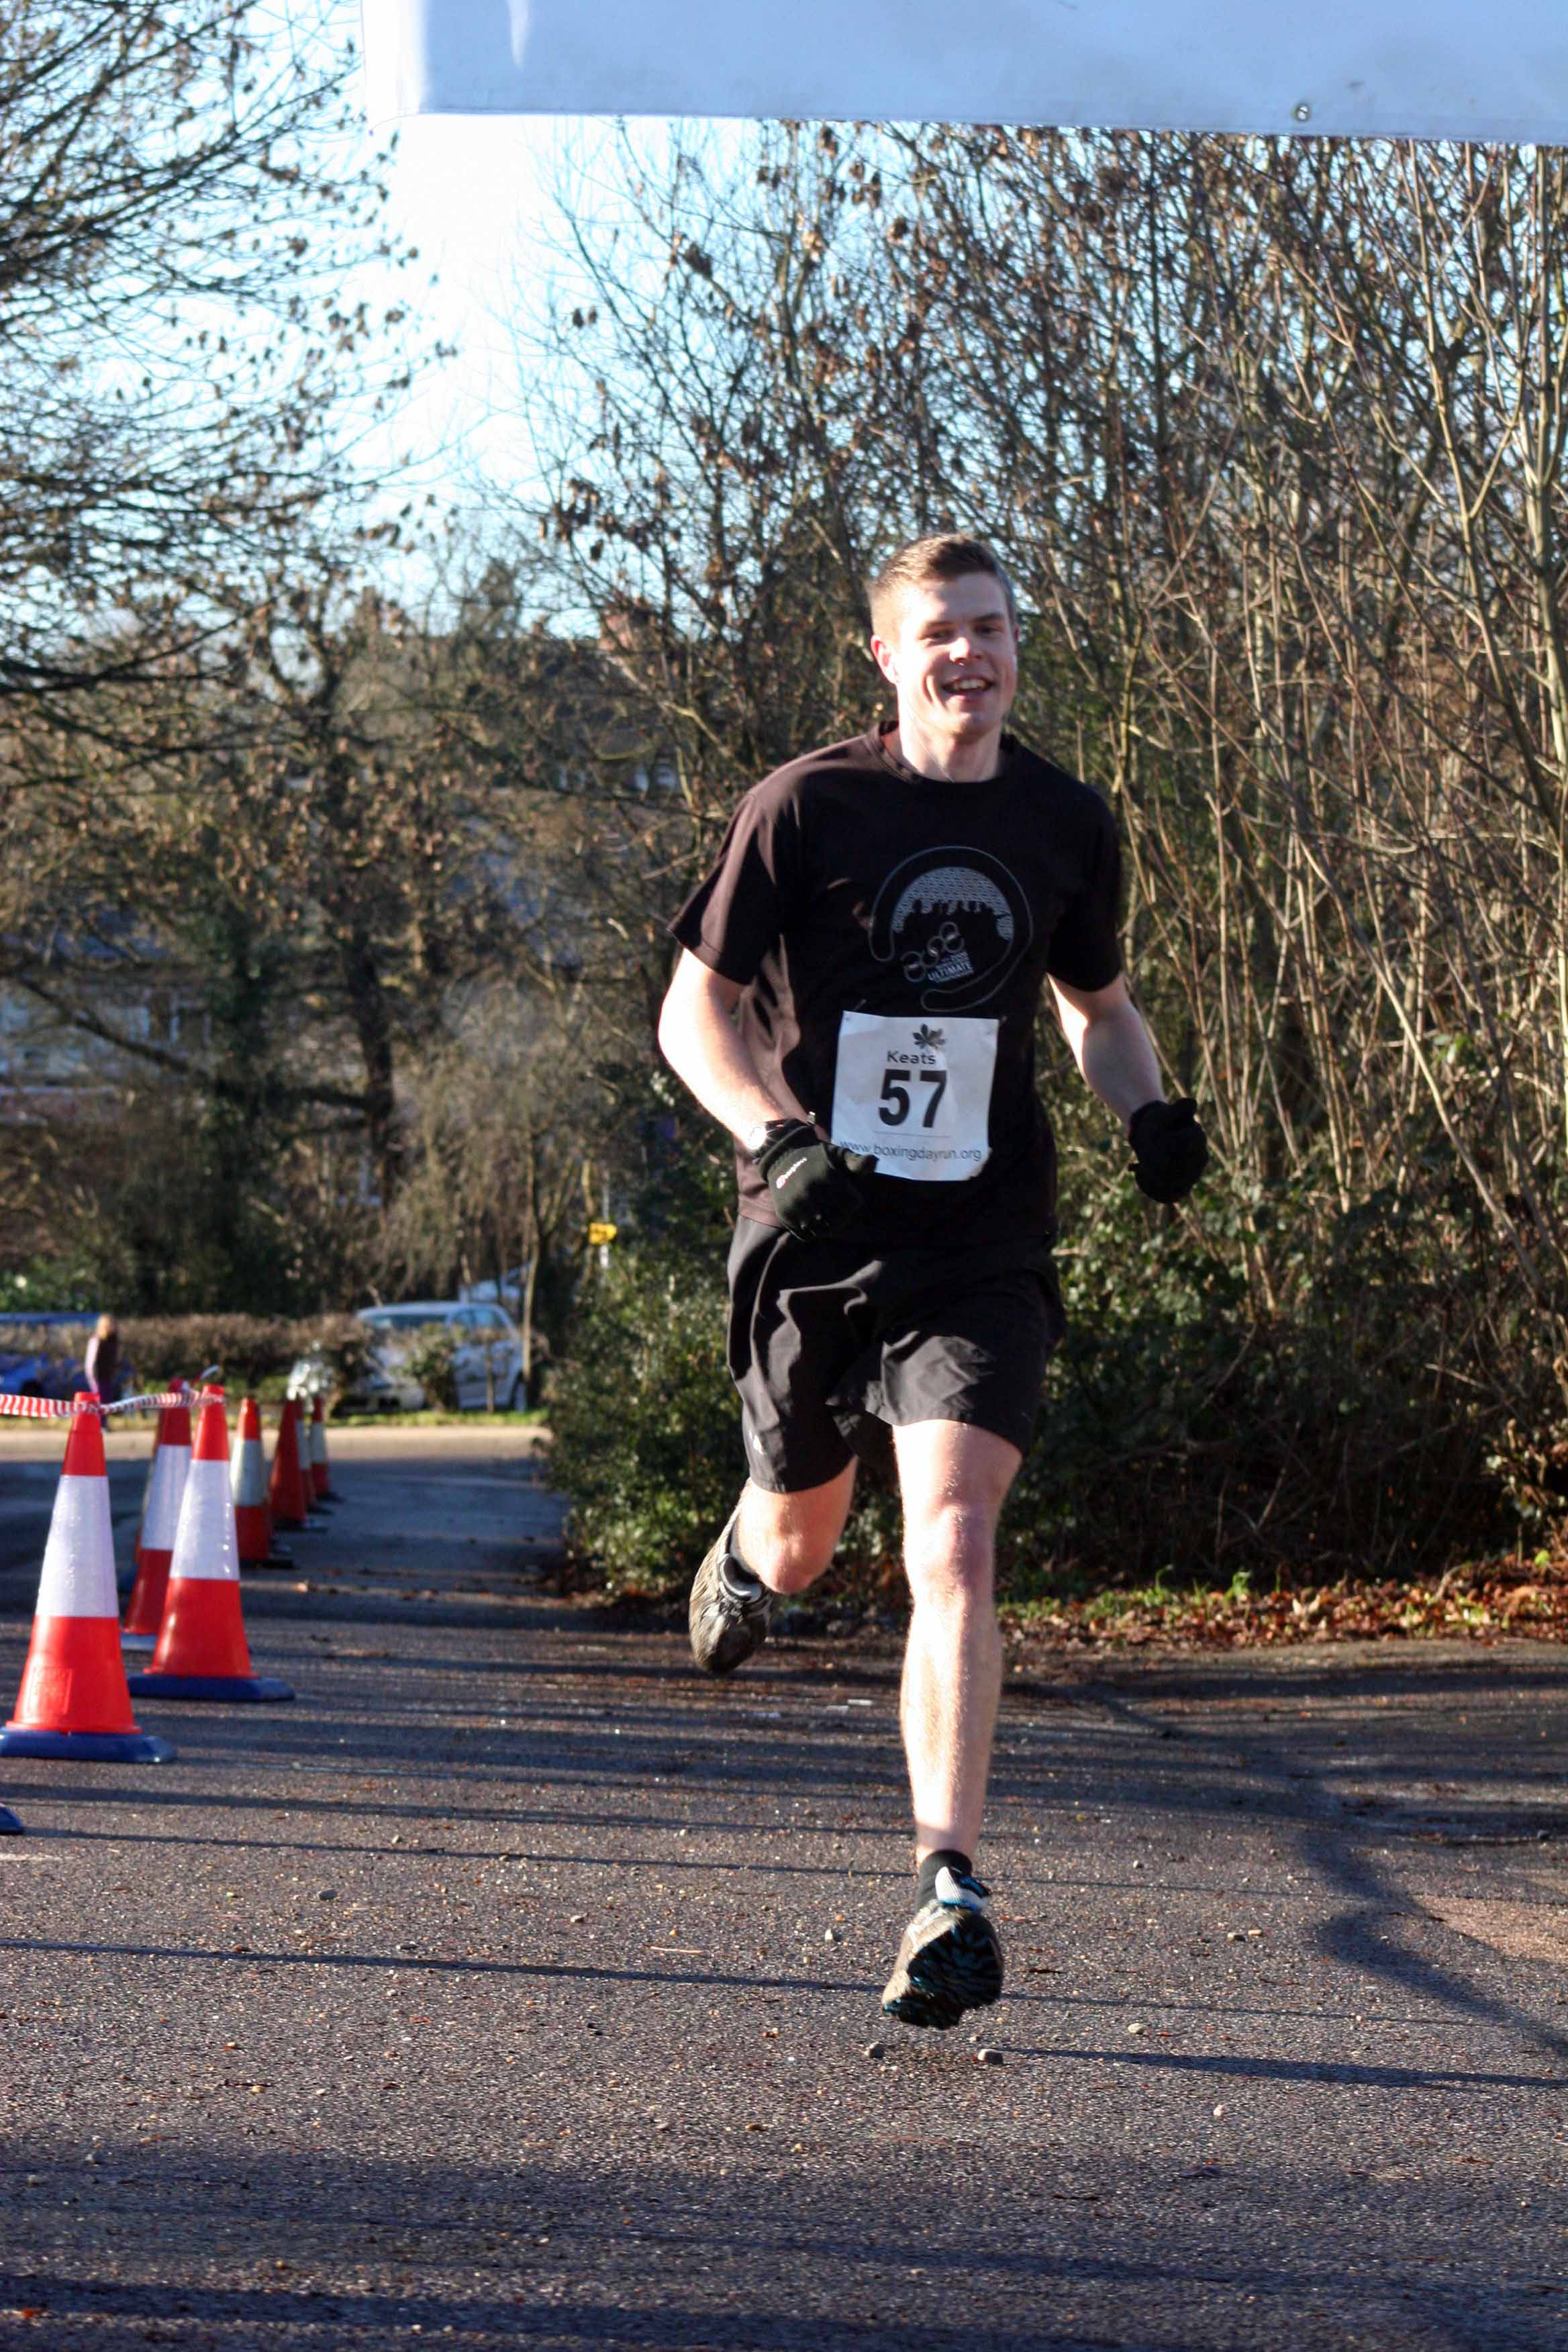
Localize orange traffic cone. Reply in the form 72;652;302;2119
0;1398;175;1762
122;1395;192;1650
128;1390;293;1704
267;1397;314;1530
230;1397;290;1567
308;1393;340;1504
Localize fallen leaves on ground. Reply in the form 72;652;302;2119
1004;1561;1568;1652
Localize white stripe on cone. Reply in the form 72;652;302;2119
37;1475;119;1620
170;1453;241;1583
142;1439;189;1553
136;1439;158;1547
231;1426;268;1510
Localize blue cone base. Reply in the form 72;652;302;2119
0;1726;176;1763
120;1632;156;1653
0;1804;23;1834
127;1673;295;1705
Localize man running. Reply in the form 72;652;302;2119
658;534;1208;2029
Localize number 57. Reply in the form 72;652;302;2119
879;1066;948;1128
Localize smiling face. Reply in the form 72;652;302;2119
870;569;1019;767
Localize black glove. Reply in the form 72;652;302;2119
752;1118;877;1242
1128;1097;1209;1204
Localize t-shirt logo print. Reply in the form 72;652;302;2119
868;848;1034;1011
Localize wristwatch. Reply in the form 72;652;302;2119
742;1116;797;1157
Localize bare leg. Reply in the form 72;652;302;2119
736;1463;856;1596
892;1421;1021;1864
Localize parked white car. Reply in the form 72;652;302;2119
289;1302;528;1413
459;1268;528;1312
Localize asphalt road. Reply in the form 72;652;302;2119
0;1428;1564;2349
0;1459;147;1600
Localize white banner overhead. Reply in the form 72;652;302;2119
360;0;1568;144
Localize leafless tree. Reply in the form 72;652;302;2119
381;987;614;1382
0;2;409;723
488;122;1568;1559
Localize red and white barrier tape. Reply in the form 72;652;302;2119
0;1384;222;1422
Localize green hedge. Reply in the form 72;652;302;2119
549;1159;1516;1602
549;1242;743;1591
0;1314;373;1400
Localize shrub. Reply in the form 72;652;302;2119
115;1314;372;1400
0;1311;375;1409
291;1315;377;1400
401;1322;460;1412
550;1242;741;1591
549;1155;1523;1606
0;1258;103;1314
991;1161;1510;1598
550;1116;758;1590
548;1029;1552;1604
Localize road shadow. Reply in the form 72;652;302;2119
0;2135;1563;2351
1075;1665;1568;2071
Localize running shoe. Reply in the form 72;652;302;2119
881;1867;1003;2030
687;1511;775;1677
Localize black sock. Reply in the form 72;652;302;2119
916;1848;973;1904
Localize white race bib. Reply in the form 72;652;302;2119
830;1012;998;1182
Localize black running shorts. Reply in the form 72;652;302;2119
726;1219;1066;1493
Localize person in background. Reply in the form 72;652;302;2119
83;1313;121;1404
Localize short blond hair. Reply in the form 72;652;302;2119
869;534;1018;640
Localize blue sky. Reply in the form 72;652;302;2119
299;7;683;547
358;104;568;491
251;7;755;608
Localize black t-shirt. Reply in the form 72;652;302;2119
669;723;1122;1244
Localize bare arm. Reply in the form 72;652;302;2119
1048;972;1165;1132
657;949;787;1142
